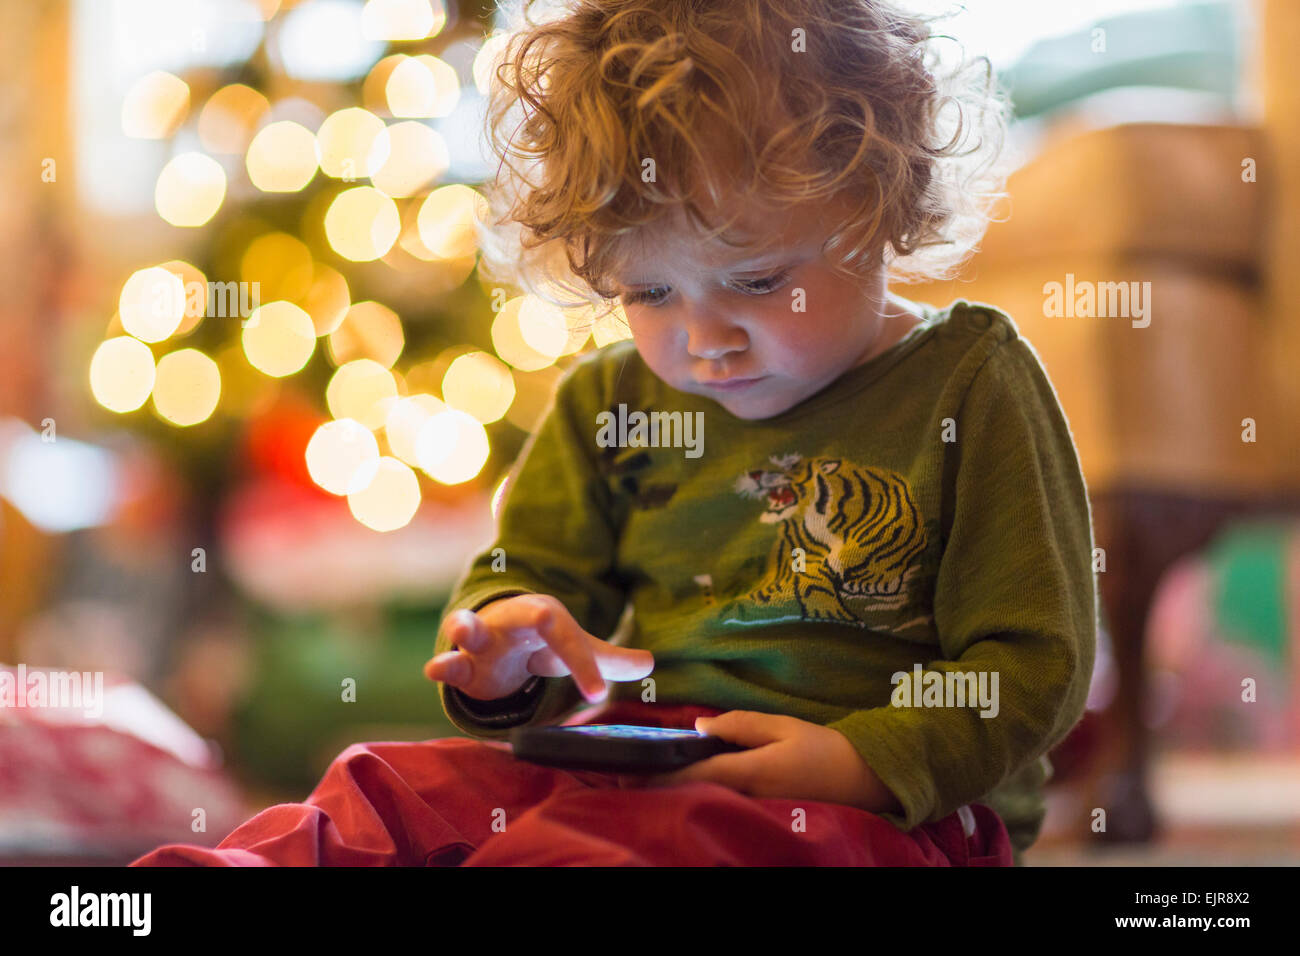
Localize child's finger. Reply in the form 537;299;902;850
424;650;471;686
593;645;655;681
693;710;788;747
528;644;654;682
535;609;606;702
443;609;488;652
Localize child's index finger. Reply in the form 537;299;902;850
592;645;655;681
536;610;607;702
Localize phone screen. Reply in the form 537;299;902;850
560;724;706;740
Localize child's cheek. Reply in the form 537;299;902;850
625;319;682;383
760;317;825;377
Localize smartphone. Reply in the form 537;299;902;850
509;723;746;773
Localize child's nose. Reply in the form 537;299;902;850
684;309;747;360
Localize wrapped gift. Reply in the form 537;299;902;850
0;666;247;862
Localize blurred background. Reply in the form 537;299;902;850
0;0;1296;865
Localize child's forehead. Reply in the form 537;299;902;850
607;196;831;284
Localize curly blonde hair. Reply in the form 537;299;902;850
477;0;1010;310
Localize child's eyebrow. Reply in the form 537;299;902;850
615;247;808;289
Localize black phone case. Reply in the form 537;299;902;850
509;725;745;773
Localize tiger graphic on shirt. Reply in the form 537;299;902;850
722;454;930;627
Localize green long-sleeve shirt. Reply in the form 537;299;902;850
433;299;1098;862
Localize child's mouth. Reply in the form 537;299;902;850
702;376;765;392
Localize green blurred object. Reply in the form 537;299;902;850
1001;1;1241;119
1207;520;1291;669
232;599;469;791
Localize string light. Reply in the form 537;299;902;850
306;418;381;495
324;186;401;261
347;456;421;531
90;337;156;413
242;301;316;376
155;152;226;227
121;70;190;139
119;267;186;343
246;120;318;192
325;359;398;429
361;0;446;42
315;107;391;179
152;349;221;426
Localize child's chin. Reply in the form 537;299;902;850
712;392;791;421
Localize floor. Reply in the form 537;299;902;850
1026;750;1300;865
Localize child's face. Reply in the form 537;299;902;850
609;196;902;421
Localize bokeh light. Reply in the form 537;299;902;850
298;264;352;335
119;267;186;343
386;55;459;118
246;120;318;192
442;351;514;424
416;408;490;484
121;70;190;139
324;186;401;261
315;107;391;179
405;351;465;394
325;359;398;429
241;232;315;302
396;200;477;288
278;0;384;82
371;122;448;197
328;301;404;367
90;337;156;413
362;54;408;115
306;418;380;495
151;349;221;426
155;152;226;227
384;393;445;466
491;296;556;372
198;84;270;155
348;456;421;531
242;301;316;376
518;296;569;359
157;260;208;337
362;0;445;41
473;32;511;95
416;184;486;259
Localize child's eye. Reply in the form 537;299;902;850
728;270;791;295
623;286;670;307
621;270;790;308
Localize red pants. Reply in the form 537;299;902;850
131;700;1013;866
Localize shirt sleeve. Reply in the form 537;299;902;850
825;336;1098;831
432;356;629;739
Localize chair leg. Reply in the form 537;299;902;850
1087;487;1299;844
1090;490;1159;843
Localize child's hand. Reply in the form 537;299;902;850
621;711;902;814
423;595;654;705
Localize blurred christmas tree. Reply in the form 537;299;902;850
87;0;630;533
74;0;633;790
